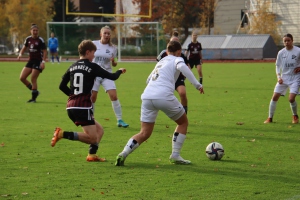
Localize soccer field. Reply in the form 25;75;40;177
1;61;299;200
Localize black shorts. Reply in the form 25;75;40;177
188;59;201;69
25;60;43;72
175;74;185;89
67;108;95;126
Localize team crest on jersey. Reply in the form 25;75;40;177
106;49;110;53
292;55;297;59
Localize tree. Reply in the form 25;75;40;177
4;0;54;50
247;0;281;44
0;0;10;45
138;0;199;40
199;0;216;35
52;0;78;22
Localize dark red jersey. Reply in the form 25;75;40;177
187;41;202;60
23;36;46;61
59;59;122;109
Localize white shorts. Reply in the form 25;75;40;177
274;81;299;95
92;77;116;92
140;98;185;123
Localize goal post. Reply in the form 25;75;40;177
46;21;162;62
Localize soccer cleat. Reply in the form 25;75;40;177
86;154;106;162
264;118;272;124
169;155;191;165
115;154;126;166
117;120;129;128
27;99;36;103
292;115;299;124
51;127;63;147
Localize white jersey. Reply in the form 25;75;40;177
276;46;300;82
92;40;117;72
141;55;202;100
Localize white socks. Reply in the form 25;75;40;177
112;100;122;120
121;138;139;157
269;100;277;118
290;101;297;116
171;132;186;158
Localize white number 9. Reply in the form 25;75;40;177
74;73;83;94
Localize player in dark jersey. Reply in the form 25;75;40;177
157;34;189;114
185;31;203;84
51;40;126;162
17;23;47;103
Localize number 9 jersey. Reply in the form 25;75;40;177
59;59;123;109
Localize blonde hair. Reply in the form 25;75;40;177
100;26;114;46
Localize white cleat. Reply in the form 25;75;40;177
169;155;191;165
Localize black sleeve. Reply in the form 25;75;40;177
96;66;122;80
59;71;71;96
181;53;188;64
157;50;167;62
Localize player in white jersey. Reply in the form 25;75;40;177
115;40;204;166
264;34;300;124
91;26;129;128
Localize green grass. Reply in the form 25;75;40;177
1;61;300;200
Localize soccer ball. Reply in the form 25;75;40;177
205;142;224;160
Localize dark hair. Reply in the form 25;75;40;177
167;40;181;53
78;40;96;56
31;23;38;29
172;31;179;37
283;33;293;41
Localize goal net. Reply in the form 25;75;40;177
46;22;163;62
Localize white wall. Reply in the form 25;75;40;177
214;0;300;44
214;0;245;34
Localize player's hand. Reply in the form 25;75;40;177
40;62;45;70
278;77;283;84
119;68;126;74
199;87;204;94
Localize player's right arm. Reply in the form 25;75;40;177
17;45;27;60
275;50;283;83
59;70;71;96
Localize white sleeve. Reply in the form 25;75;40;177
275;50;282;75
176;62;202;90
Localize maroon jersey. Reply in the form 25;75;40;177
187;41;202;60
59;59;122;109
23;36;46;61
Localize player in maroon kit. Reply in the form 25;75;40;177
185;32;203;84
17;23;47;103
51;40;126;162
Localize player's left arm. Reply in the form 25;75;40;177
96;64;125;80
40;46;47;69
177;61;203;92
294;51;300;73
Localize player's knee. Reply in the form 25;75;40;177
89;135;98;144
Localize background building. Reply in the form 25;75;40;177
214;0;300;44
